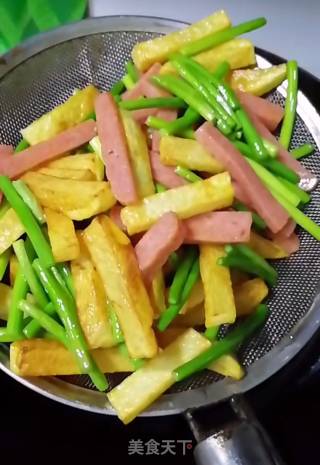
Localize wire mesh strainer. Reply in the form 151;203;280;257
0;16;320;420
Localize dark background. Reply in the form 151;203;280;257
1;51;320;465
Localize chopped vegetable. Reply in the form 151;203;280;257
20;300;68;346
110;79;126;97
108;329;210;423
121;172;234;235
0;176;54;267
220;244;278;287
291;143;314;160
200;244;236;326
279;61;298;150
270;189;320;241
122;73;136;90
15;139;30;153
180;17;266;56
175;304;268;381
13;239;48;309
245;158;300;207
6;267;28;338
119;96;186;111
155;183;167;193
125;61;140;83
175;166;202;183
278;177;310;205
0;249;11;281
153;75;217;123
169;247;198;306
33;259;108;391
148;107;201;136
236;108;269;161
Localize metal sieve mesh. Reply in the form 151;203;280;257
0;18;320;412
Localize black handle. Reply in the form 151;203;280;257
185;396;286;465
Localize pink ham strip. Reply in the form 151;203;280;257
149;108;184;188
135;212;185;282
196;122;289;233
132;107;158;124
236;91;284;132
184;211;252;244
109;204;126;231
0;144;13;156
249;112;312;179
0;121;96;179
273;232;300;255
122;63;164;101
132;104;180;124
95;92;138;205
267;218;296;240
149;150;187;188
232;181;255;210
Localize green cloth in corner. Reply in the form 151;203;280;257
0;0;87;53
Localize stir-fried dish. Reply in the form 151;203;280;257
0;10;318;424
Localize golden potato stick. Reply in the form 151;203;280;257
10;339;134;377
0;208;25;255
121;172;234;235
71;237;115;349
248;231;288;259
45;208;80;263
83;216;157;359
22;172;116;221
108;329;210;424
207;353;245;380
231;64;287;96
160;38;256;75
121;110;155;197
46;153;104;181
150;270;166;317
0;283;11;321
132;10;231;71
160;135;223;174
37;167;95;181
21;85;99;144
234;278;269;316
200;244;236;327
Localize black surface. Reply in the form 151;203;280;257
1;48;320;465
